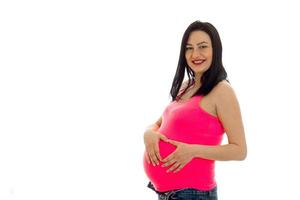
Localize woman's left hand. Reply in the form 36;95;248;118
161;139;196;173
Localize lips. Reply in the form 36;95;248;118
192;59;205;65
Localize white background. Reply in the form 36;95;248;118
1;0;300;199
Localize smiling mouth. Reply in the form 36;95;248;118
192;60;205;65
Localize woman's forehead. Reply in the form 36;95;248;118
187;31;211;44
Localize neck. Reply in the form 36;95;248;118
193;73;202;88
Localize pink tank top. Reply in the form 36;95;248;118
143;93;225;192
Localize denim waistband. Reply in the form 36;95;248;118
147;181;217;196
147;182;188;200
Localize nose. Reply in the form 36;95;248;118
191;48;202;59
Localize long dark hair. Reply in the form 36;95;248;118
170;20;229;101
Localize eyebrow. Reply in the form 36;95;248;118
186;42;208;46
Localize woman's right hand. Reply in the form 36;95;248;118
144;129;169;166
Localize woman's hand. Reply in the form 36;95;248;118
161;140;196;173
144;130;169;166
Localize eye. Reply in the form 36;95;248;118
199;45;208;49
185;47;193;50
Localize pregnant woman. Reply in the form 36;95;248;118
143;21;247;200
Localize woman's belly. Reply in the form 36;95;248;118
143;140;215;192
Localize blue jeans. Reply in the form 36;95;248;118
147;182;218;200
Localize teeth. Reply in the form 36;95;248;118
193;60;204;64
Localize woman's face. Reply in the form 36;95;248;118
185;30;213;74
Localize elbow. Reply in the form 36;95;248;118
232;144;247;161
238;152;247;161
237;147;247;161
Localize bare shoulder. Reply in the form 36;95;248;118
212;80;242;120
214;79;231;88
208;80;232;102
212;80;234;98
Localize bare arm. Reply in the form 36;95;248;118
192;82;247;161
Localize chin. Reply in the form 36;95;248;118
192;66;210;73
191;68;205;73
